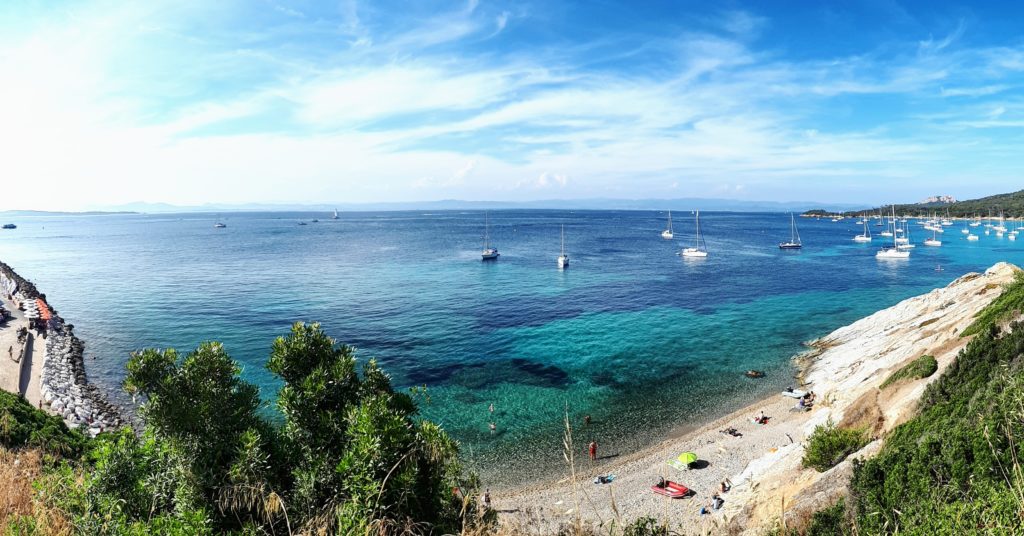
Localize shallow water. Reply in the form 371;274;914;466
0;211;1020;484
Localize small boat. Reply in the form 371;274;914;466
298;221;307;226
681;210;708;257
877;205;909;259
745;370;766;378
779;213;802;249
1;224;16;229
481;212;499;260
332;208;340;220
557;224;569;269
853;219;872;242
651;480;691;498
213;222;226;229
967;233;980;241
924;226;941;247
661;210;674;239
312;219;319;223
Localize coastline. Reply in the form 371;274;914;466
499;262;1021;534
0;261;123;434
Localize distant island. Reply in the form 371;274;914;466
803;189;1024;218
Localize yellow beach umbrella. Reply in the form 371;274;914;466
677;452;698;465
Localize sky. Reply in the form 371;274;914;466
1;0;1023;211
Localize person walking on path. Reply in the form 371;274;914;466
588;441;597;461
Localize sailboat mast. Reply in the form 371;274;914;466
560;225;565;256
483;213;489;250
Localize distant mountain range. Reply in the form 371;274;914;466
83;198;869;214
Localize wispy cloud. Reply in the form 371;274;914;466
3;2;1024;210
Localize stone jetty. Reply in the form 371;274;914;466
1;261;122;436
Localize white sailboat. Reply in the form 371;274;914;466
557;225;569;269
879;217;894;237
481;212;499;260
877;206;910;259
681;210;708;257
924;225;941;246
779;213;802;249
853;219;872;242
332;208;339;220
661;210;674;239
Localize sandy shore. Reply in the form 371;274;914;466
500;262;1022;535
499;372;817;533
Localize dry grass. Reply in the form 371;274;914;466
0;447;71;535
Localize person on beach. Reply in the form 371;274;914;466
712;494;724;510
720;478;732;493
588;441;597;461
584;414;591;426
483;489;492;510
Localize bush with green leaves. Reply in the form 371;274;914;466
850;321;1024;533
879;354;938;389
961;270;1024;337
0;389;86;457
801;421;868;473
35;323;484;535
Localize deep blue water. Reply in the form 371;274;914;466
1;211;1021;484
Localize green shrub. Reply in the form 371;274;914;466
35;323;484;535
0;390;87;457
880;354;938;389
801;420;868;473
804;498;850;536
851;321;1024;533
961;271;1024;337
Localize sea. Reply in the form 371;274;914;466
0;211;1020;484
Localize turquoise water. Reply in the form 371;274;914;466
0;211;1020;484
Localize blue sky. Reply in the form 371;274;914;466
1;0;1023;210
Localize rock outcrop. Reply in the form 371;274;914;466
723;262;1022;532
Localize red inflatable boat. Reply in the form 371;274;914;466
651;480;690;498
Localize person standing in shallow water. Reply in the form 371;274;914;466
588;441;597;461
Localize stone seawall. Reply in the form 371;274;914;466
1;261;122;435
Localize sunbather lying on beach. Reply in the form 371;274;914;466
720;427;742;437
720;478;732;493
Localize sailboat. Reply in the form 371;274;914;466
661;211;674;239
924;225;941;247
879;217;894;237
853;219;872;242
779;213;802;249
877;206;910;258
557;225;569;269
332;208;340;220
481;212;499;260
681;210;708;257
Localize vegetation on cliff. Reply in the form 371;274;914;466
3;323;487;535
879;354;937;389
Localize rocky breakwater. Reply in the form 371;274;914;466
40;326;123;436
722;262;1022;533
1;261;123;436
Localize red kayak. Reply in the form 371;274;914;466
651;480;690;498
